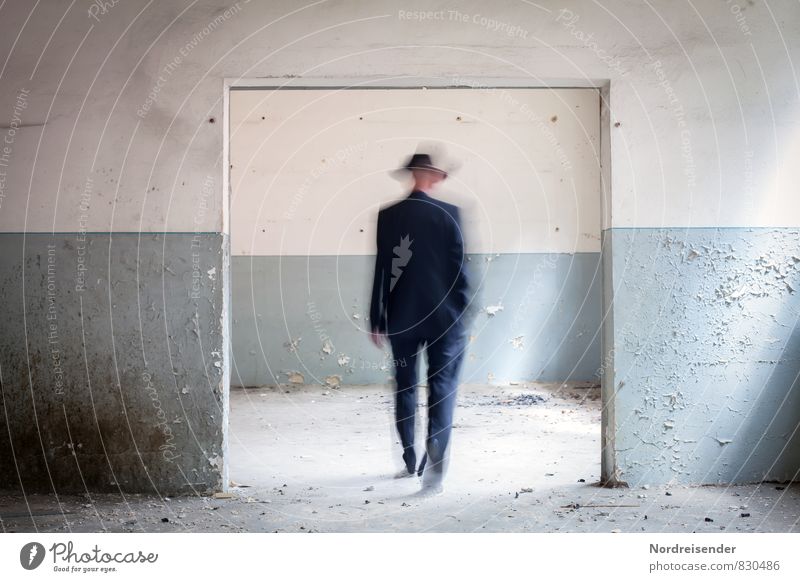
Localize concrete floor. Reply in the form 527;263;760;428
1;382;799;533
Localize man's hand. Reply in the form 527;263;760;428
369;330;386;349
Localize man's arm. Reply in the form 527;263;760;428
447;206;471;319
369;211;389;340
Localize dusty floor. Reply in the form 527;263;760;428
1;382;799;533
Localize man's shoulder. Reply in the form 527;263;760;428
377;201;401;215
377;194;461;218
425;196;461;222
377;196;416;218
435;198;460;214
411;194;461;216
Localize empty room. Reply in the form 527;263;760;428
227;85;603;528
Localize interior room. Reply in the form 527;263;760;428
1;0;799;535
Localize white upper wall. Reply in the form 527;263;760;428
230;88;600;255
0;0;798;232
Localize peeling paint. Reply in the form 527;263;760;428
612;228;800;485
485;304;504;316
285;371;304;384
284;338;301;353
324;375;342;388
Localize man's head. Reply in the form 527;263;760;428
411;167;446;190
394;152;449;190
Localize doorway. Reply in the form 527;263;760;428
222;82;613;520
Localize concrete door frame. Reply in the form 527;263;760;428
221;77;615;486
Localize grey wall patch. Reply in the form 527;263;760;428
231;253;602;385
0;233;226;495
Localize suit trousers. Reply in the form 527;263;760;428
388;323;467;481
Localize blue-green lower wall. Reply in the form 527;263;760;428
233;228;800;486
605;227;800;485
3;227;796;491
231;253;602;386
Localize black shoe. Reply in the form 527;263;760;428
418;481;444;496
420;462;444;495
393;467;416;479
416;452;427;476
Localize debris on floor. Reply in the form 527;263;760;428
2;383;797;533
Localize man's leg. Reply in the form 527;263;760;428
421;324;467;487
388;334;421;474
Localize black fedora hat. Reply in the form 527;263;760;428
403;153;447;174
390;151;456;180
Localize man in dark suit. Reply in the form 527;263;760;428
369;152;471;495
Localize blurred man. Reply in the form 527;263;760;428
369;152;471;496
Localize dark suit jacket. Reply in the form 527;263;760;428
369;189;470;338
